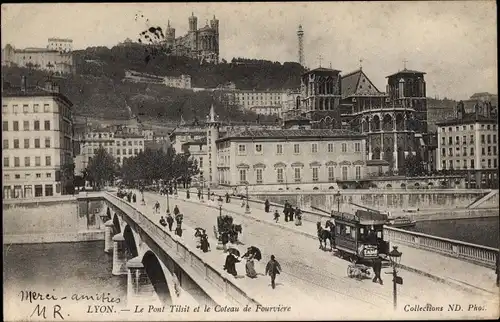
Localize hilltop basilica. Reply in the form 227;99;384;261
163;13;219;64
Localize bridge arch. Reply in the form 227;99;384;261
123;225;139;258
142;250;172;304
113;214;121;234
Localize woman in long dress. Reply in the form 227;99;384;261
245;253;257;278
295;207;302;226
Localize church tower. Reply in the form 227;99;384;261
210;15;220;62
165;20;175;50
188;13;198;53
206;104;220;187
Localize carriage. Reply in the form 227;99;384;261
215;214;242;244
332;209;390;263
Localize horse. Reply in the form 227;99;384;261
317;222;334;251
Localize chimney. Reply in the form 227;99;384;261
21;75;27;93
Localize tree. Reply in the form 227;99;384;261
402;154;426;177
85;147;118;190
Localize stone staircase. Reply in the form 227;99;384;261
466;190;498;209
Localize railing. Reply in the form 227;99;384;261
103;192;260;307
383;226;498;269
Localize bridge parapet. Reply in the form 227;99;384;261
103;192;260;307
383;226;497;269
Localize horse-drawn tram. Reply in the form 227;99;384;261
332;209;390;263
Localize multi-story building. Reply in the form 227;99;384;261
181;138;209;179
2;38;74;75
164;14;219;64
436;105;498;188
47;38;73;53
164;74;191;89
232;89;287;111
2;78;74;198
124;70;192;89
249;106;282;118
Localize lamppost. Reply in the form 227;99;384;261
216;195;224;250
208;186;211;201
200;172;204;202
387;246;403;309
336;190;341;213
245;182;251;214
166;182;170;214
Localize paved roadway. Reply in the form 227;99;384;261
134;190;498;319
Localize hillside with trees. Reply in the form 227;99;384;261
1;42;303;122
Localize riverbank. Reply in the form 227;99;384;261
3;230;104;245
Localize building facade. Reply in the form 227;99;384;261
2;79;74;198
249;106;282;118
164;14;219;64
2;39;74;75
164;74;191;89
436;106;498;188
124;70;192;89
232;89;286;111
215;128;367;190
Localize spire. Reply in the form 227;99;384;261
213;15;216;20
209;104;216;122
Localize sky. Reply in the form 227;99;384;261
1;2;497;100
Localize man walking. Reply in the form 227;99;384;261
264;199;270;213
372;256;383;285
166;213;174;232
173;205;180;216
265;255;282;289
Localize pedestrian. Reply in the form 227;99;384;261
283;201;289;222
175;225;183;237
244;251;258;278
225;192;230;203
141;198;146;206
372;256;383;285
496;250;499;287
186;190;190;199
221;230;229;252
240;196;245;208
294;207;302;226
289;205;294;221
166;213;174;232
175;213;183;228
200;233;210;253
273;209;280;223
127;193;131;203
197;189;201;200
159;216;167;227
265;255;282;289
223;252;240;277
264;199;270;213
173;205;180;216
154;201;160;214
132;193;136;203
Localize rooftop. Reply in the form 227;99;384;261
114;132;144;139
2;85;73;107
217;128;365;142
435;113;498;126
303;67;341;75
386;68;426;78
181;138;207;146
341;69;384;99
15;47;60;53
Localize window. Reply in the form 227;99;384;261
487;135;491;144
481;135;485;144
134;148;138;154
463;160;467;169
342;166;348;180
3;139;8;149
448;137;452;145
24;157;30;167
128;148;132;155
487;124;491;130
355;166;361;180
128;141;132;146
46;173;51;178
34;121;40;130
470;147;474;156
311;143;318;153
470;135;474;143
2;105;8;114
441;148;446;156
255;144;262;153
33;104;39;113
45;156;51;166
487;146;491;155
442;160;446;169
494;159;497;168
43;104;50;113
14;139;19;149
294;144;300;154
13;104;19;114
494;146;497;155
294;168;301;182
462;136;466;144
122;149;126;154
23;120;29;131
23;104;29;113
448;148;452;156
13;121;19;131
488;159;491;168
482;147;485;156
3;157;9;167
199;157;203;169
328;143;334;153
238;144;246;155
35;157;41;166
494;135;497;144
239;169;247;183
44;121;50;130
342;143;347;153
256;169;263;184
45;184;53;196
312;167;319;182
276;144;283;154
2;121;7;131
328;166;335;182
45;138;51;148
14;157;20;167
471;159;475;168
277;168;284;183
455;136;459;145
354;142;361;152
449;160;453;169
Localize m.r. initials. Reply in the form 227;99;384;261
31;304;64;320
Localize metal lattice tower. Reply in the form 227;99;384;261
297;25;304;67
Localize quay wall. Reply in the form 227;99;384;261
3;195;107;244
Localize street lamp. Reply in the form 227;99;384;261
245;182;251;214
387;246;403;310
216;195;224;250
200;172;204;202
166;182;170;214
336;191;341;213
